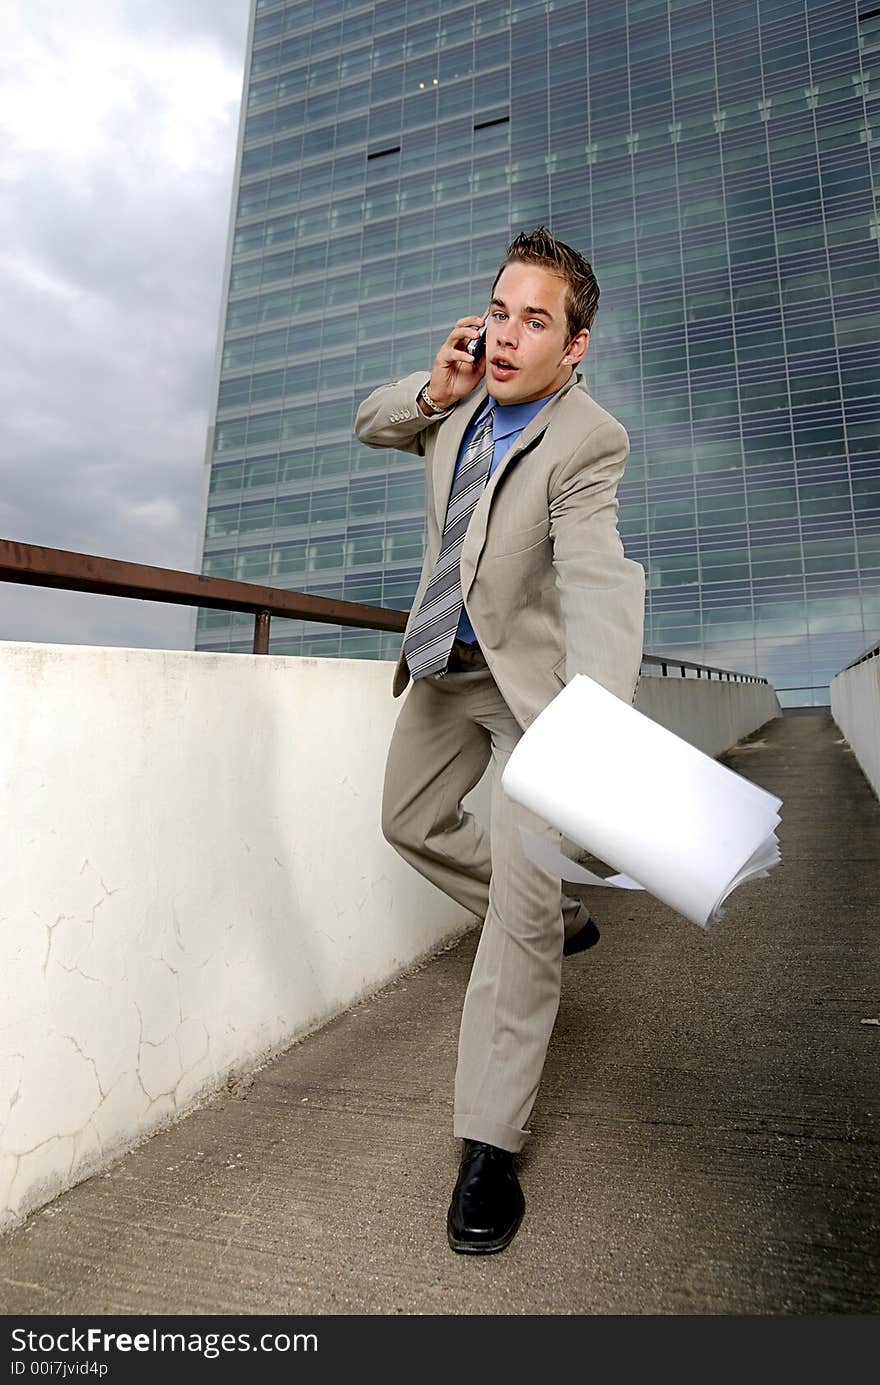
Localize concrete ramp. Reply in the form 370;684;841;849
1;713;877;1315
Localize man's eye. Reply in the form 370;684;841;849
529;320;544;330
491;311;506;321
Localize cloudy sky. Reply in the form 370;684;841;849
0;0;251;650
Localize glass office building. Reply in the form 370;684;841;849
197;0;880;705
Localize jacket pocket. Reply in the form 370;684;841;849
486;518;551;557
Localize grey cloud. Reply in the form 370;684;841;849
0;0;251;650
128;0;252;63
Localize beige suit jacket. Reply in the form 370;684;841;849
355;369;645;730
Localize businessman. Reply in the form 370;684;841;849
355;228;645;1254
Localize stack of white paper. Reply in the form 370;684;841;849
501;674;782;929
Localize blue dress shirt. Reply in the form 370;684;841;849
453;391;559;645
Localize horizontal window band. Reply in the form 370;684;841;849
367;145;401;160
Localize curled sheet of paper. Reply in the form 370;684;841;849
519;831;645;890
501;674;782;929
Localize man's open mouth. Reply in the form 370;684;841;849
492;357;517;372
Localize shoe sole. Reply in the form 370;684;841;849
563;919;600;957
446;1209;524;1255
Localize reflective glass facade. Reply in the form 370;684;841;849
197;0;880;705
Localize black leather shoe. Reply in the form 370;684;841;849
563;916;600;956
447;1140;525;1254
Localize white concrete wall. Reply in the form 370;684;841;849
634;674;781;758
0;643;476;1233
0;643;780;1232
830;653;880;798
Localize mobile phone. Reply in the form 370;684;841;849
466;319;488;365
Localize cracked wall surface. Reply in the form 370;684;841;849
0;643;477;1232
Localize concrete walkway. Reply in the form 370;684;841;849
1;712;878;1315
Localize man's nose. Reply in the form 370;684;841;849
499;322;517;347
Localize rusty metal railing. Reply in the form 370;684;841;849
641;654;767;684
0;538;406;653
0;537;767;684
839;638;880;673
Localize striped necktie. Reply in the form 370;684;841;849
403;407;496;680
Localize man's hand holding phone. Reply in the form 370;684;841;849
419;313;488;416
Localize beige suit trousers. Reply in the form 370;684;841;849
382;666;588;1153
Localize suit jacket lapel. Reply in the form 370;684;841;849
465;374;582;555
460;374;586;596
457;424;547;600
435;372;585;582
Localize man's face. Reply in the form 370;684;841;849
485;262;589;405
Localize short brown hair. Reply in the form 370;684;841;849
491;226;600;339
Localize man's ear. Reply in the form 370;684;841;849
566;328;589;366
